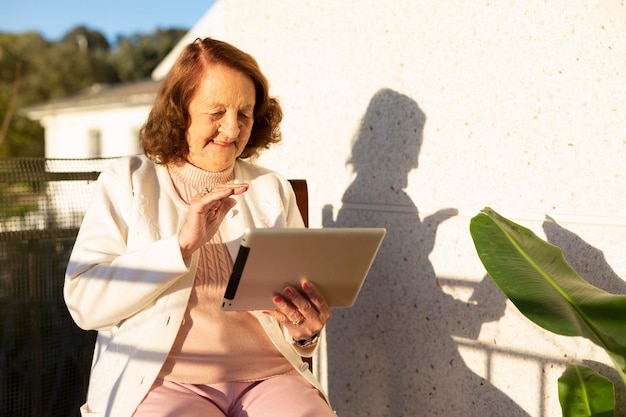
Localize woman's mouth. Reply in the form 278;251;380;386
209;140;235;148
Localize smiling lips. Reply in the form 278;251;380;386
209;139;236;148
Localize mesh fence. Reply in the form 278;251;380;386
0;158;116;417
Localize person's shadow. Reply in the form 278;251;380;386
543;217;626;416
322;88;530;416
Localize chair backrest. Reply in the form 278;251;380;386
288;179;309;227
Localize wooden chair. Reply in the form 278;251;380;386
288;179;314;371
288;179;309;228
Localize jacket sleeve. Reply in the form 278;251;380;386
64;163;189;331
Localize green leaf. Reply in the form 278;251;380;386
558;363;614;417
469;207;626;371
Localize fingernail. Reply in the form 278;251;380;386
273;296;282;304
284;287;294;296
302;281;311;291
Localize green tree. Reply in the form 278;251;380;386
0;32;50;157
110;28;186;82
0;25;186;158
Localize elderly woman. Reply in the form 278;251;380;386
64;38;334;417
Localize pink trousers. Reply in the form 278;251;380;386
132;375;335;417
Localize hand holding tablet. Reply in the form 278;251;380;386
221;227;386;311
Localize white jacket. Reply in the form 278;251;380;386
64;155;327;417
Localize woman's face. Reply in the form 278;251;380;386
185;63;256;172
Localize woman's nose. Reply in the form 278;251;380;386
219;114;240;139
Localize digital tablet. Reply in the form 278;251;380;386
221;227;386;311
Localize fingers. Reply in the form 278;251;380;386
285;282;327;321
195;183;248;215
200;182;249;199
300;280;330;316
178;183;248;258
267;280;332;339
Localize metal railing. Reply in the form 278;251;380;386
0;158;113;417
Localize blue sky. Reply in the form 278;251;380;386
1;0;216;42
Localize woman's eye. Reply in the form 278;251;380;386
202;110;224;118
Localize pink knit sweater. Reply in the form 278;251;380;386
158;162;295;383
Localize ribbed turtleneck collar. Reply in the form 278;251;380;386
167;161;235;204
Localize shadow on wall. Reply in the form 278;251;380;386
543;217;626;417
323;88;530;416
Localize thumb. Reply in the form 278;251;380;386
223;197;237;212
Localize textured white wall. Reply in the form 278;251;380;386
195;1;626;415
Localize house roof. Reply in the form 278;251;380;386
23;78;161;119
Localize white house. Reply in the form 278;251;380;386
24;79;158;158
25;1;626;416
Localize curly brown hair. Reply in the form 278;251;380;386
140;38;283;164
